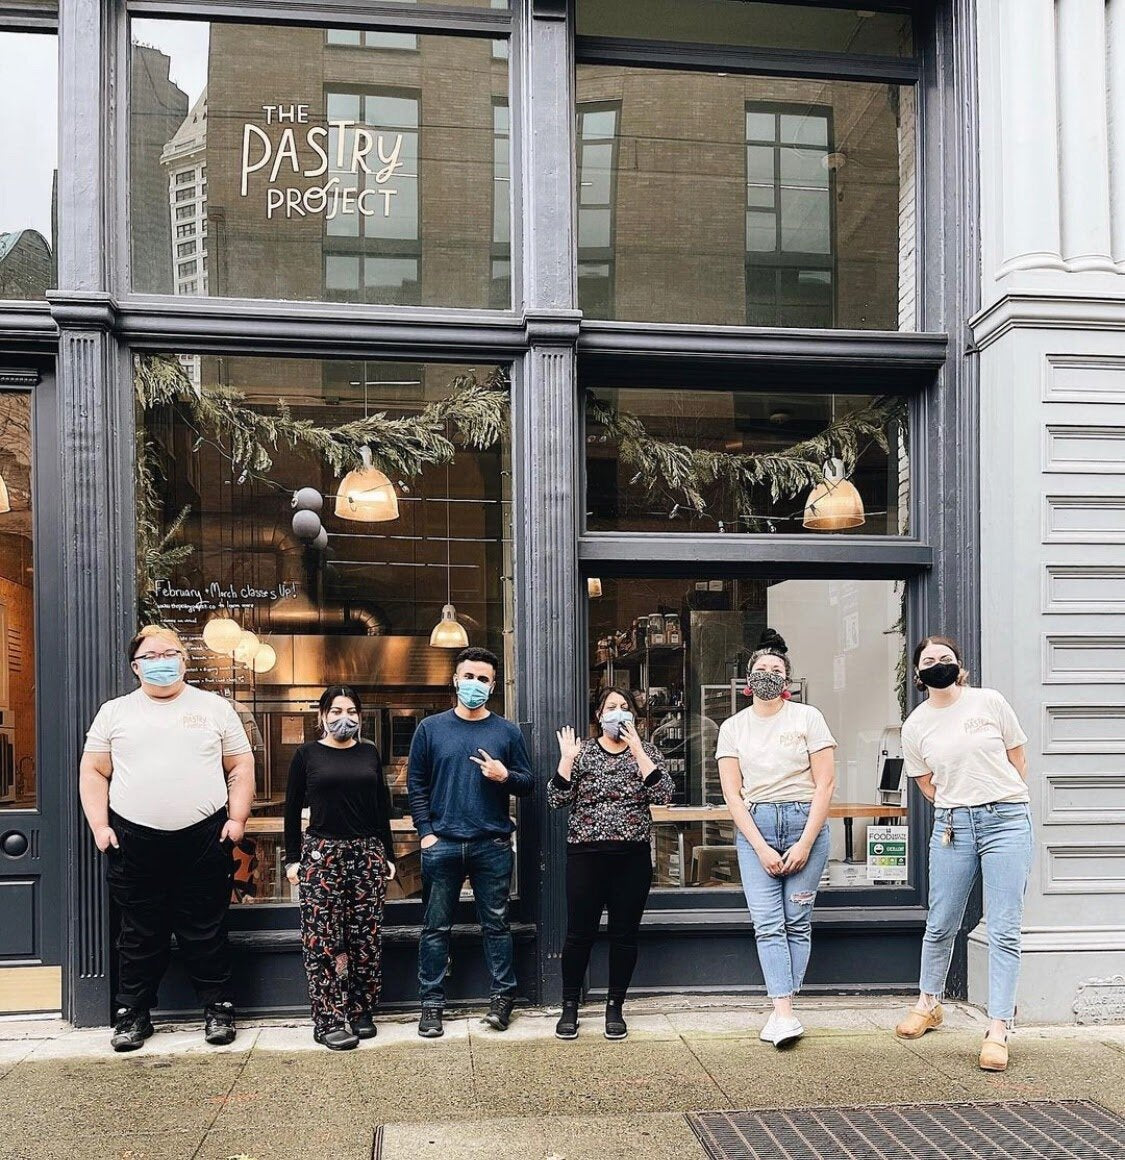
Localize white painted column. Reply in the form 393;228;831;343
995;0;1065;274
1108;0;1125;268
1057;0;1116;270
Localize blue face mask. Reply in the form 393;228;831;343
456;679;491;710
138;657;183;687
600;709;634;740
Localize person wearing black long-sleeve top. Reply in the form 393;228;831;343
408;646;535;1038
284;685;396;1050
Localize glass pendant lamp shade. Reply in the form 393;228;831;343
334;446;399;523
233;630;261;665
251;643;277;674
430;603;469;648
803;458;866;531
203;613;243;654
0;474;10;515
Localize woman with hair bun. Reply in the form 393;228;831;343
716;628;837;1047
284;685;396;1050
894;635;1032;1074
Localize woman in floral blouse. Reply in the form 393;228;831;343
549;688;674;1042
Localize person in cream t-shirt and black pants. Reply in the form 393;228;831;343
894;634;1032;1075
79;625;255;1052
717;628;837;1049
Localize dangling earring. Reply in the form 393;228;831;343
781;688;792;700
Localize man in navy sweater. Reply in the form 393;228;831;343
409;646;535;1037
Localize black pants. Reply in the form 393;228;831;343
560;845;653;1004
106;808;234;1012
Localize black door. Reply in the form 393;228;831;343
0;363;62;1014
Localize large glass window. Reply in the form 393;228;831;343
588;577;908;892
0;392;36;811
0;31;58;301
585;386;909;536
136;355;513;903
129;20;511;307
575;69;916;329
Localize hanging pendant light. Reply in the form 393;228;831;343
202;612;243;654
803;457;866;531
250;642;277;674
334;445;399;523
429;441;469;648
233;629;261;665
0;474;10;515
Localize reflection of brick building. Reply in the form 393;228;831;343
576;68;912;329
161;90;209;298
202;25;507;308
0;230;52;299
130;44;188;294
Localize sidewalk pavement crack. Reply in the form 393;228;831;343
190;1048;255;1160
679;1033;734;1106
896;1035;976;1098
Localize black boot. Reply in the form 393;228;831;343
110;1007;154;1052
351;1012;377;1039
483;994;515;1031
204;1001;237;1046
418;1005;444;1038
604;1000;628;1041
314;1025;359;1051
555;1000;580;1040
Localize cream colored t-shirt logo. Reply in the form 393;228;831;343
181;713;210;730
962;717;991;735
779;730;807;749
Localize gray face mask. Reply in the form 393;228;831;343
326;717;360;741
747;670;786;701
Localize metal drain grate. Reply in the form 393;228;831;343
687;1101;1125;1160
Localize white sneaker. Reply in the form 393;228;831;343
759;1012;778;1043
769;1015;804;1047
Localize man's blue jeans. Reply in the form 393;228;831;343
920;802;1033;1021
418;835;517;1006
735;802;831;999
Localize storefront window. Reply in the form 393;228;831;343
136;355;513;904
577;0;913;55
0;31;58;301
129;20;511;307
588;577;908;892
585;387;909;535
575;68;916;329
0;393;35;811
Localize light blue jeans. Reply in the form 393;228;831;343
735;802;831;999
919;802;1034;1021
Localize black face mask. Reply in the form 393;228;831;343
918;662;959;690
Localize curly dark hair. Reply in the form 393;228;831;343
747;627;792;677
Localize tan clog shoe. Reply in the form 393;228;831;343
979;1035;1009;1071
894;1004;944;1039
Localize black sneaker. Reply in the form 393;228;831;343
314;1025;359;1051
554;1001;580;1040
483;995;515;1031
110;1007;154;1052
351;1012;376;1040
604;1000;628;1041
203;1001;236;1046
418;1006;444;1038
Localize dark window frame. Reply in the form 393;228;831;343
575;99;621;321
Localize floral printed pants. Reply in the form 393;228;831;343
299;835;387;1033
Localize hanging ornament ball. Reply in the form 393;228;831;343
202;615;243;655
292;509;323;541
291;487;324;513
312;527;329;551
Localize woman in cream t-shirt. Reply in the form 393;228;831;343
716;628;836;1049
894;634;1032;1076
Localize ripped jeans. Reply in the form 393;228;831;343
735;802;830;999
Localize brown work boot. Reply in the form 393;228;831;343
895;1004;944;1039
979;1034;1009;1071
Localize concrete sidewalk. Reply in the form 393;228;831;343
2;996;1124;1160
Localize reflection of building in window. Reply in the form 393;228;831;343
326;27;419;53
577;102;619;318
490;100;511;308
130;43;188;296
0;231;53;300
160;90;207;388
745;103;834;328
323;90;421;306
